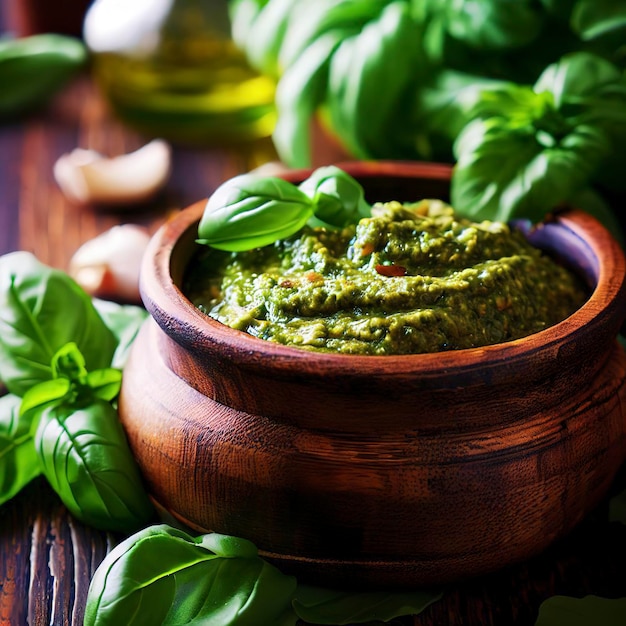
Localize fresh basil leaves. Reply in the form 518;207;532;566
298;165;371;227
197;165;371;252
85;524;442;626
0;252;118;396
231;1;626;238
0;34;87;119
0;253;154;532
451;52;626;225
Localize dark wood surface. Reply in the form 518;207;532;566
1;66;626;626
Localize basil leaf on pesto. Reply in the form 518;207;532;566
299;165;371;228
197;167;370;252
197;174;315;252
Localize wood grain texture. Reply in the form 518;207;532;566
119;164;626;589
0;477;116;626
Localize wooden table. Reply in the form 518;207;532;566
1;71;626;626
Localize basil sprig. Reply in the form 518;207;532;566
451;52;626;225
0;253;154;532
0;252;118;397
197;165;371;252
21;342;154;532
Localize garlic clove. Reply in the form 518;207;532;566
69;224;151;303
54;139;172;206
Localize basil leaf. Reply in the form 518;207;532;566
19;378;71;420
0;34;87;118
85;369;123;402
452;51;626;224
92;299;148;369
84;525;298;626
299;165;371;228
197;174;315;251
273;31;343;168
230;0;299;77
229;0;267;69
277;0;389;70
534;51;626;110
0;252;118;397
535;595;626;626
34;398;154;532
327;2;422;159
571;0;626;41
452;116;610;223
440;0;544;50
293;584;443;625
0;393;40;505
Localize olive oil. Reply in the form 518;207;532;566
84;0;276;144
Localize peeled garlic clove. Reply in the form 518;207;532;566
54;139;171;205
69;224;151;303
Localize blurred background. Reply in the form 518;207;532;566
2;0;625;241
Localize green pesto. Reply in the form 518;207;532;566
184;200;588;355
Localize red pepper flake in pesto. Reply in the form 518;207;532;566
375;264;406;277
305;271;323;282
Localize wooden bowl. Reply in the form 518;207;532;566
118;161;626;588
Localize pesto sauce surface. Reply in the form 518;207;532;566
184;200;588;355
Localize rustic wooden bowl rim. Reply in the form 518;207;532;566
139;161;626;379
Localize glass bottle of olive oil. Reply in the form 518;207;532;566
83;0;277;144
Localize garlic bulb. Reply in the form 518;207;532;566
69;224;151;303
54;139;171;205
